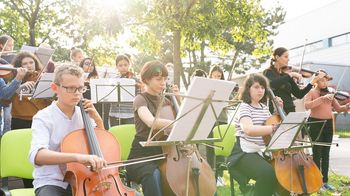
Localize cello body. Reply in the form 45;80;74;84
157;103;216;196
61;102;136;196
265;89;322;195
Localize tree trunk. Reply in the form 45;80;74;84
228;50;241;80
173;29;182;87
200;40;205;66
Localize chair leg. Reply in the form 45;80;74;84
229;173;235;196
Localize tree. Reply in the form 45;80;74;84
0;0;74;47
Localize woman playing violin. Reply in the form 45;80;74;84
126;60;179;196
304;70;350;191
29;64;107;196
227;73;283;196
79;57;98;99
10;52;51;131
263;47;325;114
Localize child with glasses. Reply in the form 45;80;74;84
29;64;107;196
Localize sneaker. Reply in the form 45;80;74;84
216;176;225;187
322;183;336;191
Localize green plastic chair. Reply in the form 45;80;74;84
0;128;35;196
108;124;136;161
213;124;236;196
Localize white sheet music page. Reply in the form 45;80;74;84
89;78;135;103
267;111;310;151
166;77;236;142
32;73;55;98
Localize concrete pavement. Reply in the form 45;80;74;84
329;137;350;177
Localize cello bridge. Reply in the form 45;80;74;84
92;181;111;192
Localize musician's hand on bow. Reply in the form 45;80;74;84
288;72;302;81
76;154;107;172
171;84;182;102
15;67;27;81
276;96;283;108
16;81;35;94
310;71;326;85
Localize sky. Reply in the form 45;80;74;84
261;0;338;21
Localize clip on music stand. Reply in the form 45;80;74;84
140;77;236;147
265;111;311;152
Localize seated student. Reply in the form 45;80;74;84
227;73;282;196
126;60;179;196
29;64;107;196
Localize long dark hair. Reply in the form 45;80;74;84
12;52;42;71
79;57;98;79
240;73;269;104
269;47;288;69
209;65;225;80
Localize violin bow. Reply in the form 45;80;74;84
298;39;308;73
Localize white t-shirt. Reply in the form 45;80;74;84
234;102;271;153
29;101;93;190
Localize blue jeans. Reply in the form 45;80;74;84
140;168;162;196
0;104;12;135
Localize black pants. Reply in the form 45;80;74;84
308;117;333;183
11;118;32;130
231;153;277;196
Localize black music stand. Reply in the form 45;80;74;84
89;78;136;127
265;112;311;152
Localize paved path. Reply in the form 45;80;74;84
329;137;350;177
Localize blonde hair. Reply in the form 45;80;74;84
70;47;83;61
54;64;84;84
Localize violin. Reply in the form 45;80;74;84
0;64;17;80
155;89;216;196
60;100;137;196
264;88;323;195
320;87;350;101
281;65;333;81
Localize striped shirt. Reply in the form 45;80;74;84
235;102;271;152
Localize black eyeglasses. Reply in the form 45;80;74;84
59;85;87;93
84;62;92;66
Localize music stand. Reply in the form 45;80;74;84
89;78;136;126
19;73;55;99
265;112;311;152
141;77;236;147
20;45;55;67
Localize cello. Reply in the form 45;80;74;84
61;100;137;196
265;88;323;195
155;91;217;196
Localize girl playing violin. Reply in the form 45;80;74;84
109;54;141;127
29;64;107;196
304;70;350;191
126;60;179;196
79;57;98;99
263;47;324;114
227;74;283;196
10;52;51;130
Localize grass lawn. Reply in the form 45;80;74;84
216;172;350;196
336;130;350;138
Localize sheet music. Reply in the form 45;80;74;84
266;112;310;151
31;73;55;99
89;78;136;103
167;77;236;142
20;45;55;66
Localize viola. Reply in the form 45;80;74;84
0;64;17;80
320;87;350;101
155;90;216;196
60;100;137;196
281;65;333;81
264;88;323;195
